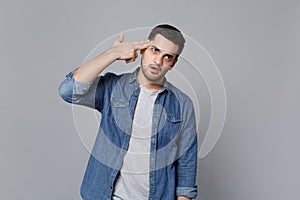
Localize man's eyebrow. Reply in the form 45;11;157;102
151;45;176;59
151;45;160;50
152;45;175;55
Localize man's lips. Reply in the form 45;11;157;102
149;65;160;73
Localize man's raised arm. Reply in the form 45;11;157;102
73;33;151;82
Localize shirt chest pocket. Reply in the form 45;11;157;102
158;114;182;145
110;96;131;131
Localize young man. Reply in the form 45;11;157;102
59;24;198;200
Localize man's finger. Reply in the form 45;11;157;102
118;33;124;43
114;33;124;45
134;51;138;59
132;39;150;46
134;40;152;50
125;58;135;63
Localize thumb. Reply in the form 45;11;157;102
118;33;124;43
114;33;124;46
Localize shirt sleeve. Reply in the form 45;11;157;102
175;138;198;199
58;68;109;112
176;99;198;199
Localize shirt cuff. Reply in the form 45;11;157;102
176;186;198;199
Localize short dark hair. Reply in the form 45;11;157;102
148;24;185;57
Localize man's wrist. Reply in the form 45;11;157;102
177;196;192;200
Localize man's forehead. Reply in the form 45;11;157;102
151;34;179;55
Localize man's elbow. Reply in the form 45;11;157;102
58;80;73;103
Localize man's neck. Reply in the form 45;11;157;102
137;69;163;91
142;83;163;91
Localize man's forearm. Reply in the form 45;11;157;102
73;47;118;82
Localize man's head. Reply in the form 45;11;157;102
148;24;185;57
138;24;185;88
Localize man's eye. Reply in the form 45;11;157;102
152;47;160;53
164;55;173;61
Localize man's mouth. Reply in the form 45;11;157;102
149;65;160;73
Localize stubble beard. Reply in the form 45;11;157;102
140;64;165;85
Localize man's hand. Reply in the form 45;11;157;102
113;33;151;63
177;196;192;200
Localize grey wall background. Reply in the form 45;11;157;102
1;0;299;199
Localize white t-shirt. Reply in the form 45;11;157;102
113;85;160;200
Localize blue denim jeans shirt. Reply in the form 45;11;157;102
59;67;198;200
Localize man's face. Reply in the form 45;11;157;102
139;34;179;85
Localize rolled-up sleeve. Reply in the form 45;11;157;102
176;186;198;199
58;69;104;111
176;137;198;199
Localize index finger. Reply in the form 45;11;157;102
133;40;152;50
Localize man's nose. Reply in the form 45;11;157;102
154;55;163;66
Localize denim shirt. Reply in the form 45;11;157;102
59;67;198;200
